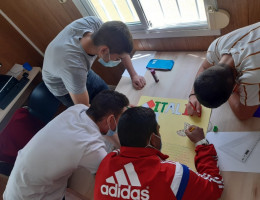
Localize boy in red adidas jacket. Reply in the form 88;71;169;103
94;107;224;200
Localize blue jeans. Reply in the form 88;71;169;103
55;70;109;107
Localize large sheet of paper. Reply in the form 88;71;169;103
206;131;260;172
122;51;156;77
138;96;211;171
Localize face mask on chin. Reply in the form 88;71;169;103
98;53;121;67
145;133;162;151
106;116;118;136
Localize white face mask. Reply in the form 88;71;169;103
98;53;121;68
145;133;162;151
106;116;117;136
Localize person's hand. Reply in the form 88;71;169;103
125;104;135;111
128;104;136;108
186;95;201;117
185;125;205;143
131;75;146;90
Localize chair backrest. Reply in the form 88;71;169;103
28;82;60;123
0;82;60;165
0;160;12;200
0;173;8;200
0;108;45;164
0;161;13;177
253;106;260;117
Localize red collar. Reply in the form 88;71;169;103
119;146;169;160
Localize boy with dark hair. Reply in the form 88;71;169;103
86;90;129;122
194;63;235;108
187;22;260;120
4;90;129;200
91;21;133;54
94;107;224;200
43;16;145;107
118;107;158;147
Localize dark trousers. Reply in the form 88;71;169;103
55;70;109;107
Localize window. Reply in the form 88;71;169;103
73;0;220;38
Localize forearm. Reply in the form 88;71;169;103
195;144;220;175
182;144;224;200
121;55;137;78
187;60;212;115
228;92;242;118
183;127;223;199
228;92;258;120
122;54;146;90
186;127;221;176
190;59;212;94
69;91;90;106
190;68;205;94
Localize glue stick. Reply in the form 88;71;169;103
150;69;159;83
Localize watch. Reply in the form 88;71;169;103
195;138;209;147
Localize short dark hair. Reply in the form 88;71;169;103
118;107;158;147
194;63;235;108
86;90;129;122
91;21;133;54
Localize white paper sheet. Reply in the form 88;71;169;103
206;131;260;172
6;64;23;78
122;51;156;77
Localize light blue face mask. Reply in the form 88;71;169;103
98;53;121;68
107;116;118;136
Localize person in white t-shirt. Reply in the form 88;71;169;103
3;90;129;200
186;22;260;120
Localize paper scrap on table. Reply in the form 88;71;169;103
122;51;156;77
206;131;260;172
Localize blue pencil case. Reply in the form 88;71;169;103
146;59;174;71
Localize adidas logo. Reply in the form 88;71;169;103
101;162;150;200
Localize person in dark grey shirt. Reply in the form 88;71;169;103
43;16;146;107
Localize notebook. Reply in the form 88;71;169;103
146;59;174;71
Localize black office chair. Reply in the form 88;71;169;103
0;171;9;198
27;82;61;123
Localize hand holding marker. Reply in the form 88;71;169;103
189;101;202;117
189;126;195;132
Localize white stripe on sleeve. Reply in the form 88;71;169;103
170;162;183;196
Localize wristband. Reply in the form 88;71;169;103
189;93;196;98
195;138;209;147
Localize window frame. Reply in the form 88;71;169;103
72;0;221;39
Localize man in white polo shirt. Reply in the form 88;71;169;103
186;22;260;120
3;90;129;200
